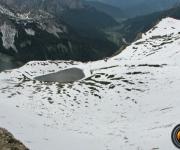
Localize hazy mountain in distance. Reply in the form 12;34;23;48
117;6;180;43
84;1;126;22
89;0;180;17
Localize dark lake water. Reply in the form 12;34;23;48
0;53;24;72
34;67;85;83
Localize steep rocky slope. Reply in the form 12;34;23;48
0;17;180;150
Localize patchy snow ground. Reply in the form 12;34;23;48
0;17;180;150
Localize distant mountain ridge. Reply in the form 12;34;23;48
117;6;180;44
84;1;125;21
89;0;180;17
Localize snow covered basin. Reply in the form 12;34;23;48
34;67;85;83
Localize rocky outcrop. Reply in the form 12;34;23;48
0;128;28;150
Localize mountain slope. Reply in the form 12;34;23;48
0;0;119;71
0;17;180;150
0;0;84;13
0;5;77;63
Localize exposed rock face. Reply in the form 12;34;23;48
0;7;70;60
0;22;17;52
0;128;28;150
